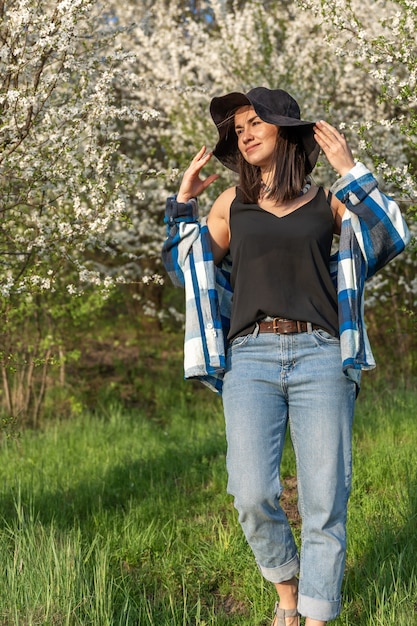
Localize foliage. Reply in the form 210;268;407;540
0;0;415;421
103;0;417;366
1;0;416;288
1;0;147;295
0;286;112;426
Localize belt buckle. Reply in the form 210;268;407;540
271;317;299;334
272;317;281;334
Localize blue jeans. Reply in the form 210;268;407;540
222;327;356;622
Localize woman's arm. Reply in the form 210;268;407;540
206;187;234;265
314;120;356;235
176;145;232;265
162;146;232;282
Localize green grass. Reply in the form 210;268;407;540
1;358;417;624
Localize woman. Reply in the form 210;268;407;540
162;87;410;626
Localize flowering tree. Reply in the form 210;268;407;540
1;1;138;295
294;0;417;379
118;0;415;313
2;0;415;299
1;0;415;422
124;0;416;375
0;0;160;421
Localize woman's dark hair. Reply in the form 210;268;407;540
238;126;310;204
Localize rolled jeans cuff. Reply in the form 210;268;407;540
257;554;300;583
298;593;341;622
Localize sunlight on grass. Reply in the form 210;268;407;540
1;377;417;624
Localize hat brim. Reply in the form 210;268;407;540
210;91;320;174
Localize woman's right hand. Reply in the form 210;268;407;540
176;146;220;203
313;121;355;177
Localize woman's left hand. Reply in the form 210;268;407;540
314;120;356;177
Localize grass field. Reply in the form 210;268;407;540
1;342;417;625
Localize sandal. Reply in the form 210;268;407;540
271;601;300;626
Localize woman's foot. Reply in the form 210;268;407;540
272;577;299;625
271;603;300;626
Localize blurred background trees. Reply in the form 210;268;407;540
1;0;415;425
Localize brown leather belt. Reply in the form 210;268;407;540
258;318;323;334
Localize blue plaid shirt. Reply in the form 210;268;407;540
162;162;410;394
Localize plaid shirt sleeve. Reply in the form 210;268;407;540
161;196;232;394
331;162;410;384
161;196;200;287
331;162;410;278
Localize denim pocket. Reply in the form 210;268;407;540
229;333;252;349
312;328;340;345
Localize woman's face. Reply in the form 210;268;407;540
234;105;278;170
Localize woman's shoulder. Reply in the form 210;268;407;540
323;186;346;235
210;185;237;215
217;185;237;203
207;186;235;263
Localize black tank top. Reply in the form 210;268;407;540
228;186;339;340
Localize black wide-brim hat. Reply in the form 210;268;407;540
210;87;320;174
